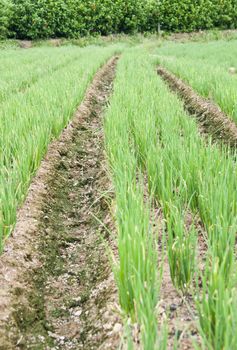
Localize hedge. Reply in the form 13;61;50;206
8;0;158;39
0;0;237;40
159;0;237;32
212;0;237;29
0;0;12;39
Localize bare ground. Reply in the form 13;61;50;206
155;67;221;349
0;57;122;350
152;204;206;350
166;30;237;42
158;66;237;147
141;174;206;349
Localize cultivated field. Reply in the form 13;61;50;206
0;38;237;350
0;45;122;248
157;40;237;123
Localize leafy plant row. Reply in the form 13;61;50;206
105;48;237;349
157;40;237;124
1;0;237;39
0;46;85;103
0;45;122;250
104;50;160;349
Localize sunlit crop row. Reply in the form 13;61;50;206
2;39;237;349
105;47;237;349
157;40;237;124
0;45;122;249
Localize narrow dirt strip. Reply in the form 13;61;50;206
0;57;122;350
141;176;203;349
153;203;204;350
157;66;237;147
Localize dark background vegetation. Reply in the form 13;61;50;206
0;0;237;40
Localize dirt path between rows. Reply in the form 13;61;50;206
158;66;237;147
0;57;122;350
149;200;204;350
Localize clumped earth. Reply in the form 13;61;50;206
0;57;122;350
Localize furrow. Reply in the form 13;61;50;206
0;57;122;350
157;66;237;147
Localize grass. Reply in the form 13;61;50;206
0;44;123;249
196;256;237;350
0;46;89;103
105;46;237;349
104;52;159;348
166;203;197;293
1;36;237;349
156;39;237;123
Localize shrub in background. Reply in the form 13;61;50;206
0;0;12;39
158;0;237;32
158;0;215;32
10;0;79;39
212;0;237;29
117;0;158;33
9;0;158;39
3;0;237;40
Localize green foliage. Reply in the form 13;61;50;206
212;0;237;29
0;44;122;249
3;0;237;39
10;0;81;39
9;0;158;39
158;0;215;32
104;49;159;349
0;0;12;39
158;40;237;123
166;204;197;293
158;0;237;32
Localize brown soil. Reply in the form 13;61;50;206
153;205;206;350
142;175;206;349
19;41;33;49
0;57;122;350
166;29;237;42
158;66;237;147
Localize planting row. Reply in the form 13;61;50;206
105;48;237;349
0;47;92;103
0;45;123;249
157;40;237;124
1;42;237;348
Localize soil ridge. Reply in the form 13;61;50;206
158;66;237;147
0;57;121;349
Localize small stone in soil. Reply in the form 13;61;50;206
113;323;122;333
170;303;178;312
